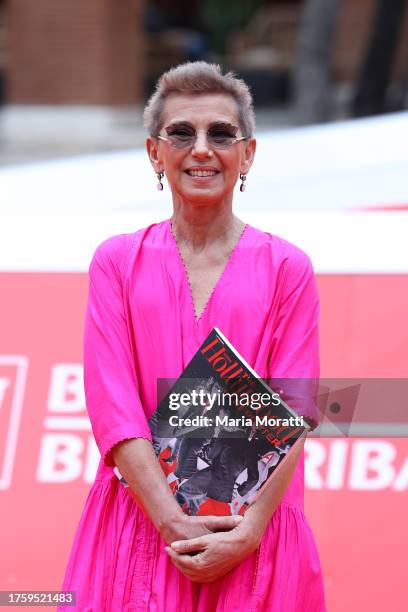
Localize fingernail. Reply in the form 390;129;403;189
171;541;181;550
234;515;243;523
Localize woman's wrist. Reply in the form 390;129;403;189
158;508;187;543
239;507;268;547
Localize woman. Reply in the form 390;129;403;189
59;62;326;611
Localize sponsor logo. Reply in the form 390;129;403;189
0;356;29;490
305;439;408;491
36;364;99;484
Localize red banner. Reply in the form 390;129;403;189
1;273;407;611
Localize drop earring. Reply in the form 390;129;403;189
239;173;247;192
156;171;164;191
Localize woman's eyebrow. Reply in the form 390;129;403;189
165;120;238;130
208;121;239;130
165;121;194;129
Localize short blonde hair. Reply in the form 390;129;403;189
143;61;256;138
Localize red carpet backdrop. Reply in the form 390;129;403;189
1;273;407;611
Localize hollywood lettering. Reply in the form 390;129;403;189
200;336;303;445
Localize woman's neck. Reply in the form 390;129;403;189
170;196;245;251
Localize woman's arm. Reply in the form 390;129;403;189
112;438;242;545
85;237;240;546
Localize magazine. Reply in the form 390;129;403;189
113;328;310;516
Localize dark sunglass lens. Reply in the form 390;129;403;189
208;128;236;147
166;126;195;148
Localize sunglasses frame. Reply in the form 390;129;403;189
156;131;247;149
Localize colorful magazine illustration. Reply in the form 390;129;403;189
114;328;310;516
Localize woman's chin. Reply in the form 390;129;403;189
176;186;229;206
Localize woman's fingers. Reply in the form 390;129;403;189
171;535;209;554
165;547;219;583
165;546;201;574
165;546;191;567
165;542;243;584
201;514;242;531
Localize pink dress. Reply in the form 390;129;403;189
58;218;326;611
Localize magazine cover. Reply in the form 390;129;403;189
114;328;311;516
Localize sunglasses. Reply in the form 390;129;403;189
157;122;247;150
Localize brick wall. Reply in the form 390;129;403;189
8;0;144;105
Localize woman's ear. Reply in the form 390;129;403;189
146;136;164;174
240;138;256;175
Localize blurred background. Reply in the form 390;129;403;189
1;0;408;162
1;2;408;611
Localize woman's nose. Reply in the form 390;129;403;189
191;131;213;158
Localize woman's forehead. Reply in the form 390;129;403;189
161;92;240;125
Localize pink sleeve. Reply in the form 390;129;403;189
83;235;152;468
267;247;320;428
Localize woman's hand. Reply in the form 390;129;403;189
164;515;262;583
164;437;306;583
160;512;243;546
115;440;243;547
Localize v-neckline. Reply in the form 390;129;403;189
167;217;248;325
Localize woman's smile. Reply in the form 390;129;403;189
184;166;220;180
